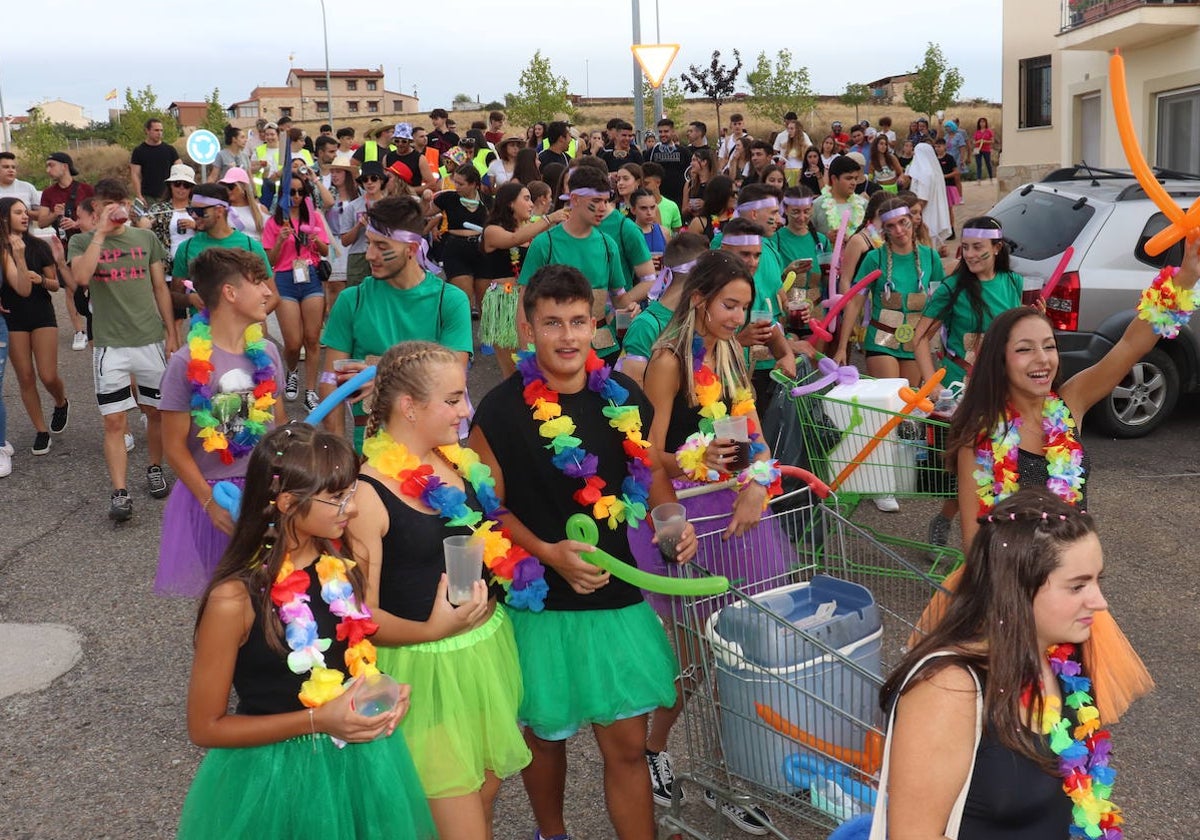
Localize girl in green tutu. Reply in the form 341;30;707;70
178;425;435;840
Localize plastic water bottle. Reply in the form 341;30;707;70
931;388;958;420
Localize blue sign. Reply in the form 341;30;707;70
186;129;220;166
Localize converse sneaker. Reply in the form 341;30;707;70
109;490;133;522
72;330;87;351
147;465;170;499
305;389;320;412
285;368;300;401
50;400;69;434
32;432;52;455
703;789;772;836
646;749;681;807
928;513;953;547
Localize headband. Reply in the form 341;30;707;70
961;227;1004;240
722;234;761;247
366;224;441;275
559;188;610;201
647;257;698;301
880;206;910;222
736;198;779;216
190;194;245;231
782;197;814;208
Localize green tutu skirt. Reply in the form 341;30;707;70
376;604;530;798
509;601;677;741
480;280;520;348
177;732;435;839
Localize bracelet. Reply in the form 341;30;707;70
1138;266;1195;339
676;432;721;483
318;370;339;385
202;495;215;513
308;708;317;740
736;458;783;502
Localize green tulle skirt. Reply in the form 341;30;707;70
508;601;677;741
375;604;531;798
177;731;435;839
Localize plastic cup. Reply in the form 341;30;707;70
751;309;773;325
650;502;687;562
333;358;364;372
350;672;401;717
712;415;752;471
443;535;483;606
615;309;633;339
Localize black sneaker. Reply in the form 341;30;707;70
109;490;133;522
703;789;772;836
646;749;681;807
305;389;320;412
928;513;953;547
50;401;69;434
32;432;52;455
285;368;300;401
147;464;170;499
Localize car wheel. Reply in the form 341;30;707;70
1090;346;1179;438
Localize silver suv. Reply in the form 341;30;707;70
988;166;1200;437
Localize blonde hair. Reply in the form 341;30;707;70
363;341;461;439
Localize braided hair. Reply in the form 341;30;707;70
363;341;462;441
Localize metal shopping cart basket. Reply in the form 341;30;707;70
658;467;946;839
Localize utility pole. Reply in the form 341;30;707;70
632;0;644;137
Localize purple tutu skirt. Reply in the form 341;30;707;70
629;481;795;620
154;476;244;598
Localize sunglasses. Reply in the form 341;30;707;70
171;182;192;188
290;189;305;196
185;206;212;218
361;175;382;182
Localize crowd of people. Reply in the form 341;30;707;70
1;99;1194;840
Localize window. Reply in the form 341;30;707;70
280;107;293;118
236;104;259;118
346;80;358;91
1019;56;1052;129
393;100;404;112
367;101;379;113
348;101;359;113
989;189;1095;261
1157;86;1200;176
316;101;329;113
367;80;378;91
315;80;328;91
1136;210;1194;269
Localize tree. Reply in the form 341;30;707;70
903;42;965;120
452;92;476;109
12;108;67;187
115;85;178;150
201;88;226;136
504;51;576;129
679;49;742;132
744;49;815;125
841;83;871;123
640;77;686;128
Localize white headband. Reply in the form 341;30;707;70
961;227;1004;240
722;234;761;247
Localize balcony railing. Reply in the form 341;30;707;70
1062;0;1200;33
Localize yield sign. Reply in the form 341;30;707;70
632;44;680;88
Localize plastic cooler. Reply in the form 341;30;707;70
704;576;883;794
820;378;916;496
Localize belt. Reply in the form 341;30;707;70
869;318;918;345
944;346;974;376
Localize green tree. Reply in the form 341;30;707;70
841;83;871;123
201;88;227;136
504;51;576;128
903;43;965;120
679;50;742;132
745;50;815;125
115;85;178;150
12;108;67;188
452;92;476;109
640;77;686;128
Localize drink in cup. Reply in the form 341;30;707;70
650;502;687;562
787;297;811;331
615;309;633;342
443;535;483;606
351;672;401;717
712;414;752;472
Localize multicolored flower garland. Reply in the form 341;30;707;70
973;395;1084;518
517;349;653;530
819;186;865;235
271;554;379;709
1040;644;1124;839
186;311;278;466
1137;265;1195;339
362;431;548;611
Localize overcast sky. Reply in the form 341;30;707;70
3;0;1002;123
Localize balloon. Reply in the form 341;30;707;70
1039;246;1075;301
828;210;852;301
783;754;878;807
565;513;730;596
781;270;797;294
305;365;378;425
791;355;860;397
756;700;885;775
212;480;242;518
808;270;881;342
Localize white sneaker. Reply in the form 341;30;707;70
0;440;13;456
124;433;136;452
72;330;88;351
872;495;900;513
0;447;11;478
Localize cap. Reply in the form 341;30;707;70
387;160;413;182
444;146;468;167
944;120;958;132
218;167;250;186
357;161;389;182
831;120;843;128
393;122;414;140
47;152;78;177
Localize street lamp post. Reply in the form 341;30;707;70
632;0;644;137
319;0;334;130
652;0;664;121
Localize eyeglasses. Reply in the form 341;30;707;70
309;481;358;516
186;206;212;218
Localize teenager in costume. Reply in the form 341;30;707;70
178;425;435;839
347;341;539;839
156;249;285;597
469;264;697;840
883;489;1124;839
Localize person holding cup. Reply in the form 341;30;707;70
347;340;536;840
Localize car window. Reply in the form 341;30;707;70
1134;211;1187;269
990;189;1096;261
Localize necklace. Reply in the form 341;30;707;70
1040;644;1124;838
516;349;652;529
186;310;277;466
973;395;1085;517
271;554;379;708
361;431;547;610
819;186;865;233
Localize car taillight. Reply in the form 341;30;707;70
1044;270;1080;332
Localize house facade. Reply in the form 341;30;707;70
167;102;210;134
27;99;89;129
226;68;420;129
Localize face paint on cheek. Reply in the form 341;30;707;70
587;201;599;215
381;247;401;262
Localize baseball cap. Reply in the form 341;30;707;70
219;167;250;186
47;152;79;176
393;122;414;140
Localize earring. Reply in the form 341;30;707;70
407;413;416;422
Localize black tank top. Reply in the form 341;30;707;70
1017;447;1091;509
665;388;704;454
232;568;348;715
479;239;526;280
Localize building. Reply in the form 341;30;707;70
226;68;420;129
1000;0;1200;188
864;74;918;106
167;102;210;134
26;99;89;129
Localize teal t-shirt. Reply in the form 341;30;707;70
774;227;829;284
597;210;653;286
172;230;272;279
710;233;786;371
620;300;674;361
657;196;683;233
922;270;1024;385
855;244;945;360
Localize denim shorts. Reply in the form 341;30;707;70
274;265;325;302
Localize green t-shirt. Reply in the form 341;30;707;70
620;300;673;361
172;230;272;279
657;196;683;233
749;238;787;371
68;226;168;348
597;211;653;286
922;270;1024;385
774;226;829;292
855;244;946;360
321;272;473;449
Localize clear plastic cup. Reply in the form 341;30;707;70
751;309;773;325
351;672;401;717
332;358;365;372
443;535;483;605
650;502;687;561
712;415;752;471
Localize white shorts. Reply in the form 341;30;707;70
93;343;166;415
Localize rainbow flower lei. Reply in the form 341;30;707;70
362;431;548;611
270;554;379;709
1040;643;1124;839
186;310;278;466
1137;265;1195;339
517;348;653;530
973;394;1084;518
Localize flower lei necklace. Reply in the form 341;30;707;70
1035;644;1123;839
973;394;1084;518
819;186;865;233
362;431;548;611
517;348;652;530
186;310;278;465
271;553;379;709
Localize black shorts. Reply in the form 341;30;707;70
2;299;57;333
441;235;482;279
74;285;93;340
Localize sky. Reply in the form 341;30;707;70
2;0;1003;124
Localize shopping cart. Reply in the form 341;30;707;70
657;467;946;840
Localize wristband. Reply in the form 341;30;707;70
1138;265;1195;339
318;371;339;385
676;432;721;483
736;458;783;504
